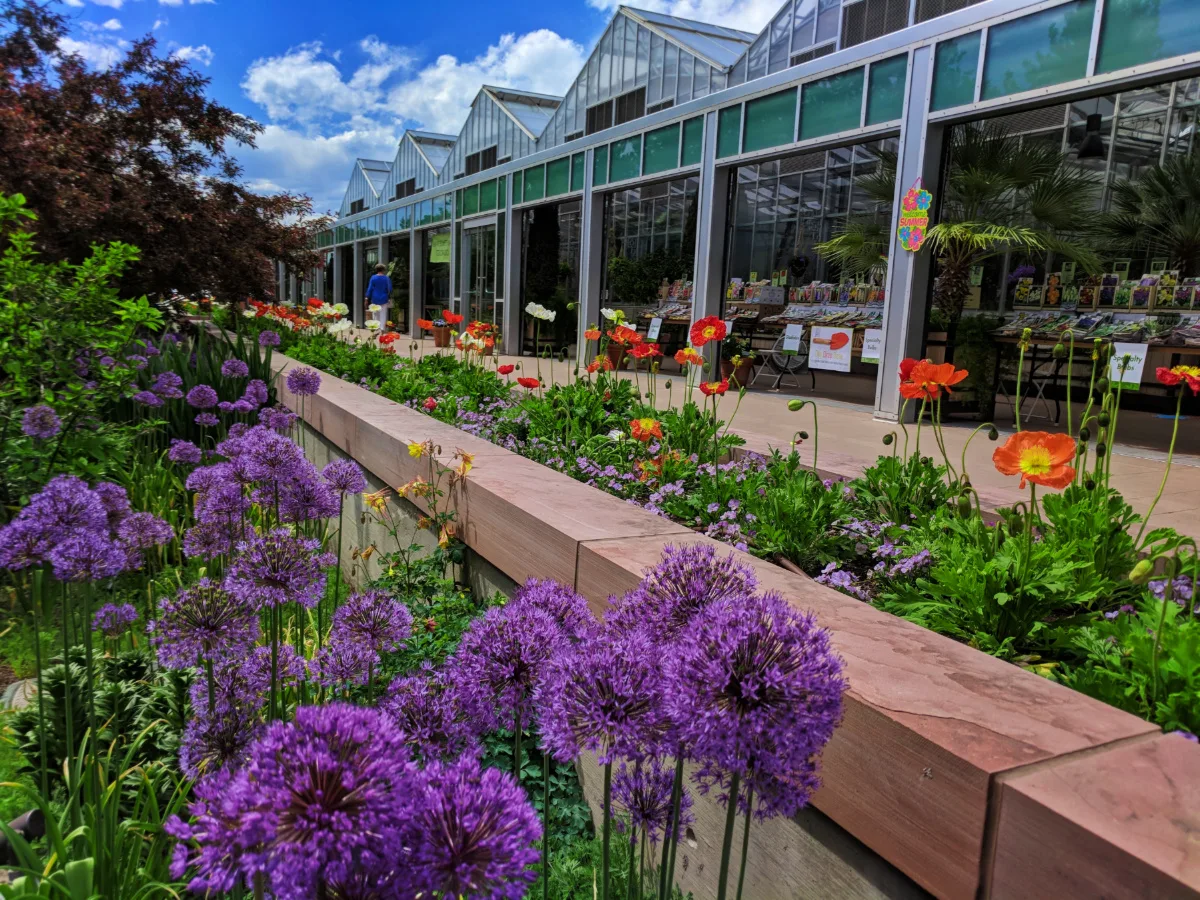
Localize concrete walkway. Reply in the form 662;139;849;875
355;330;1200;540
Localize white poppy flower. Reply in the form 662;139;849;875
368;304;382;313
365;320;381;330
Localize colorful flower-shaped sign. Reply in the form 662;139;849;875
897;178;933;252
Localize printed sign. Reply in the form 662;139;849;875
782;323;804;353
897;178;933;252
646;317;663;340
861;328;883;364
1109;342;1148;390
810;326;854;372
428;232;451;263
969;265;984;287
1061;261;1076;284
724;319;735;336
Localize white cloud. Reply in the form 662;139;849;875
173;43;214;65
153;17;168;29
64;0;84;7
101;17;121;30
189;0;217;4
91;0;124;8
386;30;585;133
59;35;124;69
586;0;776;35
157;0;182;5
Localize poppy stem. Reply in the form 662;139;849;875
1134;387;1182;548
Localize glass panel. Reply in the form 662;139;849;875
931;31;981;111
866;54;908;125
981;0;1095;101
793;0;817;53
623;14;638;92
496;211;506;300
799;68;864;140
643;123;682;174
636;25;650;86
513;170;523;202
547;157;571;196
717;105;742;158
462;184;479;216
769;7;791;74
524;164;546;202
479;179;497;212
1098;0;1200;74
593;145;609;186
816;0;840;44
694;65;711;99
609;136;641;181
681;116;704;166
571;152;586;191
498;175;507;208
678;53;694;104
744;88;797;152
663;43;678;102
747;34;769;81
648;32;664;105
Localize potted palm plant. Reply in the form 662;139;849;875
1094;153;1200;276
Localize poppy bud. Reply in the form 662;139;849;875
1010;515;1023;535
664;380;672;390
787;399;804;411
957;494;972;518
1077;440;1087;455
1085;477;1096;491
1052;342;1066;359
1098;412;1110;428
987;426;999;441
799;430;809;440
1096;377;1109;393
1096;442;1107;458
882;433;894;445
1078;426;1090;442
1129;558;1155;586
1021;327;1033;341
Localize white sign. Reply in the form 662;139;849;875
782;323;804;353
1109;342;1148;391
810;326;854;372
861;328;883;364
646;317;663;340
723;319;735;336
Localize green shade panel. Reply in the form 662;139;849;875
744;88;797;152
799;68;864;141
524;165;545;202
1098;0;1200;74
479;179;497;212
546;157;571;196
681;116;704;166
982;0;1095;100
866;54;908;125
498;175;507;207
461;185;479;216
931;31;981;111
571;152;585;191
512;170;523;201
717;106;742;158
643;123;682;175
609;137;641;182
593;146;609;186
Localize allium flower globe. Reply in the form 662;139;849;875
153;578;260;667
168;439;203;465
613;758;694;845
382;667;482;759
223;528;333;609
285;366;321;396
21;404;62;440
330;589;413;653
322;458;367;495
220;358;250;378
508;577;597;642
186;384;219;409
92;602;139;638
258;329;281;347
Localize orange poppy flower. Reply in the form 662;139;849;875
629;342;662;359
443;310;464;326
900;360;968;400
498;364;515;375
699;379;730;396
307;297;323;308
517;376;540;389
674;347;704;366
630;417;663;442
584;327;602;341
1157;365;1200;395
417;318;434;330
586;355;614;374
992;431;1077;490
690;316;727;347
607;325;642;347
636;455;665;482
379;332;400;345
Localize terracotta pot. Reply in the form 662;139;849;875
925;331;947;365
433;326;452;348
478;344;494;357
606;343;626;370
721;357;756;388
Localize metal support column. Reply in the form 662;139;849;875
331;250;342;306
449;195;459;317
409;230;423;340
352;241;364;328
501;179;521;356
691;108;730;370
577;147;605;368
876;44;941;421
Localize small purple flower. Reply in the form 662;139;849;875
152;371;184;399
133;390;164;407
286;366;321;397
322;458;367;495
220;358;250;378
21;405;61;440
152;577;260;667
126;354;148;369
330;589;413;653
195;412;220;427
92;602;138;638
613;758;694;846
258;329;281;347
407;755;542;900
259;406;296;433
168;439;203;465
186;384;219;409
243;378;269;407
224;528;333;609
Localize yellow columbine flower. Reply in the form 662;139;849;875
363;489;390;513
453;450;475;477
407;441;427;458
438;524;455;549
399;478;432;498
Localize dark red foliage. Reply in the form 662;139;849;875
0;0;329;303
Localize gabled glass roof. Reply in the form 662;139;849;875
624;6;756;70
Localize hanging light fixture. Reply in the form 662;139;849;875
1077;98;1107;159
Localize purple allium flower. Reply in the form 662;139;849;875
167;703;418;898
48;531;128;582
322;458;367;495
220;358;250;378
259;406;296;433
33;475;110;536
168;439;203;465
537;628;667;764
186;384;219;409
310;639;378;689
153;578;260;667
330;590;413;653
258;330;281;347
448;603;566;733
607;543;758;643
0;518;53;571
152;371;184;399
407;755;542;900
381;666;481;760
133;390;164;407
92;602;138;638
243;378;269;407
21;405;61;440
93;482;131;529
126;354;148;369
507;578;597;643
182;522;233;561
195;412;220;427
117;511;173;550
99;355;115;368
279;475;340;523
613;758;694;846
224;528;333;610
666;592;845;820
285;366;321;396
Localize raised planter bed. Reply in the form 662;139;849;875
271;349;1200;900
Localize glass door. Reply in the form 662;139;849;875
463;223;498;325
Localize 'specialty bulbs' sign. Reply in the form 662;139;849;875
897;178;933;252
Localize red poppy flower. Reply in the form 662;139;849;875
1157;365;1200;395
584;327;602;341
899;357;919;381
443;310;465;326
629;342;662;359
307;297;323;308
699;379;730;396
422;397;438;411
674;347;704;367
690;316;727;347
607;325;642;347
378;333;400;345
586;356;614;374
900;360;969;401
417;318;434;330
498;364;515;376
992;431;1077;490
630;417;663;442
517;376;540;389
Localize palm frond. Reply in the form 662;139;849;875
816;220;891;279
925;222;1046;257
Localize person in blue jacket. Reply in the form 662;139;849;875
364;263;392;326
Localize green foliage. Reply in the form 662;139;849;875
748;454;855;573
1094;152;1200;276
482;731;593;850
607;249;690;306
530;824;691;900
852;454;951;524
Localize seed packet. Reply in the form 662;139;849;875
1045;273;1062;307
1112;281;1135;309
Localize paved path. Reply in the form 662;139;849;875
354;330;1200;540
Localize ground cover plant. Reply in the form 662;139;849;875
242;304;1200;737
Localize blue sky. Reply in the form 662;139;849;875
53;0;777;214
